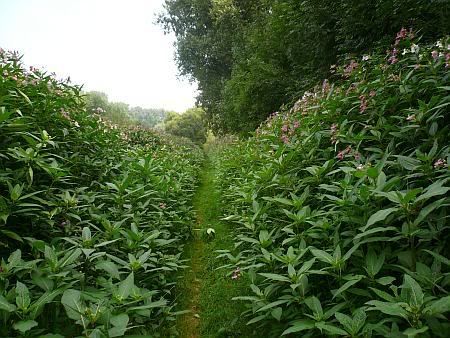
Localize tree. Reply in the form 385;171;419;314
159;0;449;134
164;107;207;144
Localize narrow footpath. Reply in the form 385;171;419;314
176;155;254;338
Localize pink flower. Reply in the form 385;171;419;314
60;108;70;120
231;267;241;280
322;79;330;93
394;28;412;46
281;124;288;132
369;90;376;97
281;135;290;144
388;48;398;64
359;95;368;113
445;53;450;68
344;60;358;77
293;120;300;129
330;123;339;144
337;146;352;160
431;50;439;60
434;158;447;169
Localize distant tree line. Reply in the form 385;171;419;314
84;91;207;144
84;91;171;128
159;0;449;134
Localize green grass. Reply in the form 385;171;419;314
176;155;256;338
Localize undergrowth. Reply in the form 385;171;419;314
215;32;450;337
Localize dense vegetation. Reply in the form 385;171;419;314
164;107;207;145
2;2;450;337
160;0;449;133
215;34;450;336
84;91;171;128
0;49;202;337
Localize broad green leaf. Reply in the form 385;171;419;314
29;289;62;319
110;313;129;328
60;248;82;268
403;275;424;307
352;308;367;334
16;281;30;310
259;273;290;282
366;300;408;319
61;289;83;320
396;156;421;171
335;312;353;333
271;307;282;321
415;181;450;203
332;275;364;299
423;250;450;266
117;272;134;300
310;248;333;264
13;320;38;333
246;315;267;325
355;226;397;241
128;299;167;311
281;319;315;335
0;294;16;312
315;322;348;335
424;295;450;315
305;296;323;317
403;326;428;337
257;299;290;313
363;208;398;231
96;261;120;280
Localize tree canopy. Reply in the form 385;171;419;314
159;0;449;134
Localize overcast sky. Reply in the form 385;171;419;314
0;0;197;112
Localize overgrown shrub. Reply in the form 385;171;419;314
0;49;202;337
215;34;450;337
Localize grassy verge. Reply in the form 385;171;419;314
176;155;256;338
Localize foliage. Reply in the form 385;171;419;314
84;91;171;128
160;0;449;133
164;107;207;145
0;49;203;336
128;106;171;129
214;35;450;337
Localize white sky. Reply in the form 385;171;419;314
0;0;197;112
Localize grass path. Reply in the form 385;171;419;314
176;155;255;338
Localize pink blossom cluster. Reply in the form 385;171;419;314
388;48;399;64
280;119;300;144
389;28;414;64
322;79;330;93
336;146;361;161
394;28;414;46
344;60;358;77
359;95;368;113
330;123;339;144
231;267;241;280
434;158;447;169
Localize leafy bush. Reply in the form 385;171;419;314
215;34;450;337
0;49;202;336
164;107;207;145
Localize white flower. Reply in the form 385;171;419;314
436;41;443;48
402;49;409;55
410;44;420;54
362;55;370;61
